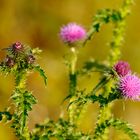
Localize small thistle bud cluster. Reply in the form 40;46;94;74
0;42;39;71
113;61;140;100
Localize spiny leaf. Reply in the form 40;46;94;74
89;88;122;106
83;9;123;46
0;113;2;121
61;94;72;104
34;65;47;85
79;59;110;75
94;118;140;140
112;119;140;140
12;89;37;137
0;111;12;122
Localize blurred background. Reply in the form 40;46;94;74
0;0;140;139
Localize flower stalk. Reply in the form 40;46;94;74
94;0;134;139
68;47;78;125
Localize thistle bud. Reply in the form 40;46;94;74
12;42;23;53
113;61;131;77
5;56;15;67
27;55;35;64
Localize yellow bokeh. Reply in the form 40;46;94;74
0;0;140;139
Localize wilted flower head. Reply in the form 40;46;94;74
119;74;140;100
60;23;86;45
114;61;131;77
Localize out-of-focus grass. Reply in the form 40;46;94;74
0;0;140;139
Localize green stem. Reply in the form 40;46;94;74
12;70;30;140
68;47;77;97
108;0;134;66
94;104;112;140
68;47;78;125
94;1;134;139
70;47;77;75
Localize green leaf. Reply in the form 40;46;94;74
0;111;12;122
4;111;12;120
0;113;2;121
61;94;72;104
40;135;49;140
94;118;140;140
12;89;37;137
89;88;122;106
112;119;140;140
111;10;122;22
79;59;110;75
34;65;47;85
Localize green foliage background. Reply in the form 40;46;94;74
0;0;140;139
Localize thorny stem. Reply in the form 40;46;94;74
13;70;30;140
94;1;134;140
108;0;134;66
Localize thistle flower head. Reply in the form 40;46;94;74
119;74;140;100
60;23;86;45
114;61;131;77
12;42;23;53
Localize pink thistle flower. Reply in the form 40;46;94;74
114;61;131;77
119;74;140;100
60;23;86;45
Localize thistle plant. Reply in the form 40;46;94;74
0;42;47;139
0;0;140;140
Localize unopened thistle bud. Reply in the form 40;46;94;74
5;56;15;67
12;42;23;53
27;55;35;64
113;61;131;77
